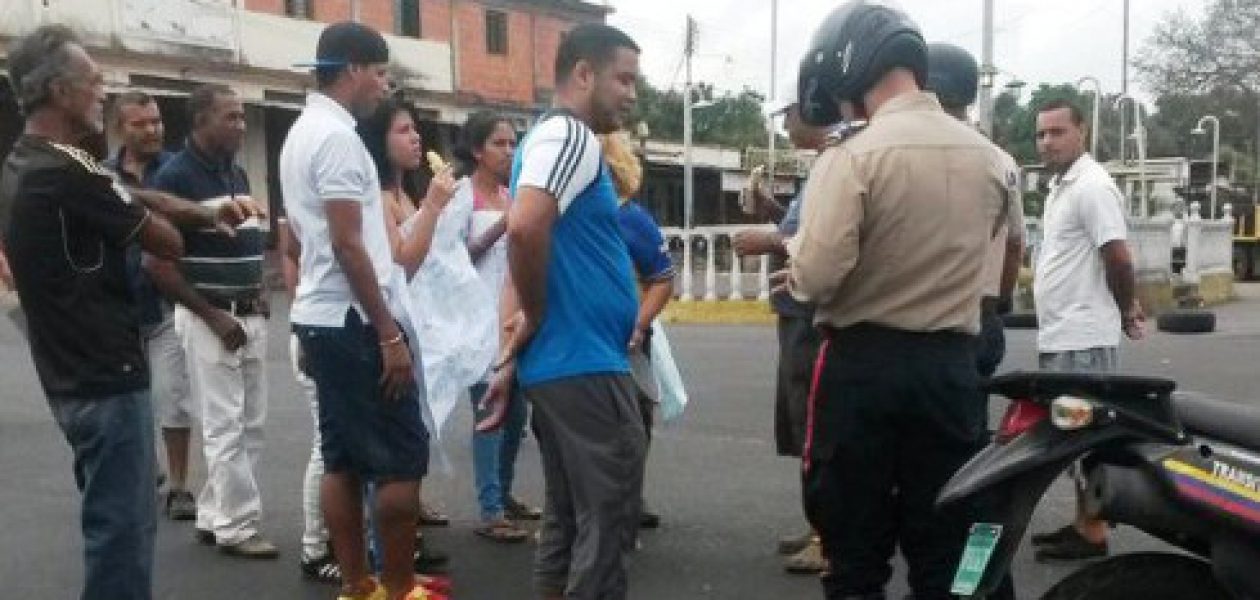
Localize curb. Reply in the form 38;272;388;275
662;300;776;325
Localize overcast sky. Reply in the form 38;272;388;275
606;0;1207;105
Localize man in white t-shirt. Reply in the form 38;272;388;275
1030;98;1144;561
281;22;428;600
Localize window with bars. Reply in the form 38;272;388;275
397;0;421;38
284;0;313;19
486;9;508;55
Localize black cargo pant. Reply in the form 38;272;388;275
802;324;989;600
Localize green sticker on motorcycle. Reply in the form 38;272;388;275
951;523;1003;596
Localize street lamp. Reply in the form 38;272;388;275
979;67;1025;135
1077;76;1103;157
1193;115;1221;219
681;91;721;301
1115;94;1149;215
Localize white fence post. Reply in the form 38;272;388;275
728;244;744;300
680;231;695;301
1184;201;1203;285
758;255;771;300
704;233;718;301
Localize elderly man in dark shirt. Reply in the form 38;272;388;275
0;26;258;600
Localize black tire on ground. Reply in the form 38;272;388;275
1002;312;1038;329
1040;552;1231;600
1156;310;1216;334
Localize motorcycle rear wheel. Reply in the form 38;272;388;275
1040;552;1231;600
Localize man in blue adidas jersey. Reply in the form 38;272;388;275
478;23;645;600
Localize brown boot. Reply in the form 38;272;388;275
783;536;827;575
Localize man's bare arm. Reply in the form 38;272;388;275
636;279;673;333
134;212;184;260
467;216;507;263
325;201;401;339
278;218;301;296
128;189;261;231
506;186;558;326
999;234;1024;306
145;254;246;351
1103;240;1144;332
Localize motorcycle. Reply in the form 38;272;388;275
938;370;1260;599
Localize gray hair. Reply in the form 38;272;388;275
5;25;82;115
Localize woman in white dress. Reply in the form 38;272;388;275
357;96;459;576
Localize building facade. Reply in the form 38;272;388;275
0;0;608;232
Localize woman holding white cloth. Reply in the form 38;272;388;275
356;95;461;576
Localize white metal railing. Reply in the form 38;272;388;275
663;207;1237;302
660;226;775;301
1029;208;1233;287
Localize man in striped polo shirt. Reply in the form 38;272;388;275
149;83;276;558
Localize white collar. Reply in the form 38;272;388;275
306;92;356;128
1054;153;1096;186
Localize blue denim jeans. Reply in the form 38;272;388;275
469;382;528;521
50;390;157;600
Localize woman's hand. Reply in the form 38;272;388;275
424;166;457;212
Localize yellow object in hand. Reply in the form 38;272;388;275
426;151;447;173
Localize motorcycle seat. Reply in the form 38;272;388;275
1174;392;1260;450
988;371;1176;401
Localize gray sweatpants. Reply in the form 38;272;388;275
526;374;648;600
1038;346;1119;492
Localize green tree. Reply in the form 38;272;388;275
629;78;772;150
1136;0;1260;187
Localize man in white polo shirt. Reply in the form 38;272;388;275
1030;98;1144;561
280;21;429;600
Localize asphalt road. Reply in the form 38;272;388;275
3;287;1260;599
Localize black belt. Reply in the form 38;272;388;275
820;322;975;346
205;295;268;317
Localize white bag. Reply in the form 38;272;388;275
649;320;689;422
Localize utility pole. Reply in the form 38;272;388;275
979;0;995;136
685;14;695;229
681;15;697;300
767;0;778;188
683;14;696;231
1254;93;1260;204
1120;0;1130;161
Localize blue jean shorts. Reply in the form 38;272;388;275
294;309;428;482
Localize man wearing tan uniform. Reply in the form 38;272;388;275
787;3;1010;598
925;42;1024;377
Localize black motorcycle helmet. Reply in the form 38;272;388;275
798;1;928;126
926;42;979;109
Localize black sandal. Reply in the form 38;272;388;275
474;519;530;543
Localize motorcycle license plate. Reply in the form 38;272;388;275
950;523;1003;596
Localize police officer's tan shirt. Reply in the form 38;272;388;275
983;147;1025;298
787;92;1009;335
